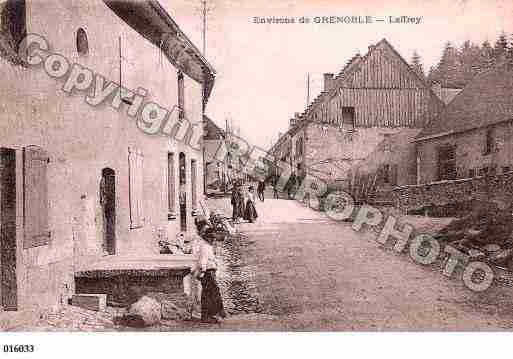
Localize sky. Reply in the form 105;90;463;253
161;0;513;150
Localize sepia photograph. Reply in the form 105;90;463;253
1;0;513;355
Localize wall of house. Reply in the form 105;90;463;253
416;121;513;185
349;128;421;202
0;0;205;311
303;122;407;186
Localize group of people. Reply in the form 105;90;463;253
231;183;260;223
186;180;272;324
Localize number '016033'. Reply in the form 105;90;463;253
3;344;35;353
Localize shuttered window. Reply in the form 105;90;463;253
128;147;144;229
437;145;456;181
23;146;50;248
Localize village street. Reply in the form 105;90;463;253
180;190;513;331
10;189;513;332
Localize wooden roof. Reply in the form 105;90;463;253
417;63;513;139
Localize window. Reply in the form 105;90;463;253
342;107;355;128
191;159;197;211
468;168;476;178
76;28;89;56
168;153;176;219
296;137;303;157
437;145;456;180
179;153;187;232
503;166;511;174
383;134;392;152
391;165;398;186
23;146;50;248
128;147;144;229
1;0;26;55
178;71;185;120
479;167;489;176
383;164;390;184
484;127;495;155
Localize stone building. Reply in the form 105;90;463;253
349;128;422;204
393;64;513;214
269;39;444;194
203;115;227;193
0;0;215;319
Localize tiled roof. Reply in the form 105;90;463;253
417;63;513;139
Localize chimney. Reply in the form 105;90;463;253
323;73;334;92
431;82;442;101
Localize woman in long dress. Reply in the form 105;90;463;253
197;227;226;323
244;186;258;223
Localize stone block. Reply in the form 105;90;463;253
71;294;107;312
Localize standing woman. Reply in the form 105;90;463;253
244;186;258;223
197;227;227;323
236;185;245;223
230;186;239;222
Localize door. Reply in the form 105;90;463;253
0;148;17;310
101;168;116;255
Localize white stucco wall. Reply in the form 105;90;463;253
0;0;205;310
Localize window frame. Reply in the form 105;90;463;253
437;144;457;181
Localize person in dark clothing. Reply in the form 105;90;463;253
197;227;226;323
287;173;297;199
257;180;265;202
243;186;258;223
230;186;243;223
273;176;279;199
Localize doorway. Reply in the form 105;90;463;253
0;148;17;310
101;168;116;255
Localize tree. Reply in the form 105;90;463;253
460;40;481;84
479;40;495;72
427;65;441;85
494;31;509;63
410;51;425;79
508;34;513;64
436;42;465;88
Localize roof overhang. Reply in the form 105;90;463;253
103;0;216;104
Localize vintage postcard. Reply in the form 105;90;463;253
1;0;513;347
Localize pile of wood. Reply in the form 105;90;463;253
434;201;513;269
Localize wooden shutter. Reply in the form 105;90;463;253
129;147;144;229
23;146;50;248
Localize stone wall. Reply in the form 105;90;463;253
392;171;513;214
416;121;513;184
